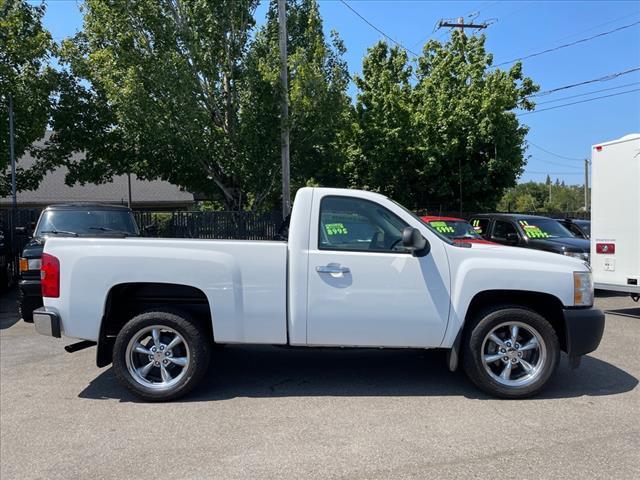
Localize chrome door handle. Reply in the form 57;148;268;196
316;265;350;274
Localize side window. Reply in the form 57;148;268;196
470;218;490;236
492;220;518;240
568;224;584;238
318;196;409;252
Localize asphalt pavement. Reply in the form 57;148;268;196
1;289;639;479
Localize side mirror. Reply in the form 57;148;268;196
506;232;519;245
402;227;430;257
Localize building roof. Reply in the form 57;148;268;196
1;134;194;209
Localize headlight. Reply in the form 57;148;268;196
564;251;590;263
573;271;593;306
19;258;41;272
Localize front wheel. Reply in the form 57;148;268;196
462;306;560;399
112;311;211;401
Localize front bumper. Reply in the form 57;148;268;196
33;308;61;338
563;307;605;357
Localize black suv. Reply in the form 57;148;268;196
18;204;139;321
468;214;590;262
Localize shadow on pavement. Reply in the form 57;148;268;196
0;287;20;330
78;345;638;403
604;307;640;319
595;290;630;298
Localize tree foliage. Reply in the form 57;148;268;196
6;1;540;213
240;0;351;206
0;0;57;196
42;0;350;211
45;0;262;210
498;180;587;213
349;32;538;211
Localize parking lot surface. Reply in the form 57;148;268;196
1;290;639;479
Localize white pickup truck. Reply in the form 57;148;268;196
33;187;605;401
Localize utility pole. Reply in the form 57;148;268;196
278;0;291;219
438;15;489;215
8;93;17;251
584;158;590;212
8;93;16;211
437;16;489;34
127;172;132;208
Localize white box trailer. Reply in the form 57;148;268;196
590;133;640;298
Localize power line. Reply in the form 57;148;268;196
518;88;640;116
551;11;640;44
493;20;640;67
535;82;640;105
526;171;584;175
533;158;583;169
530;67;640;97
528;142;583;161
339;0;419;57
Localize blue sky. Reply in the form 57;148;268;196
38;0;640;186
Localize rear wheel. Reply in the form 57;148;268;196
462;306;560;398
112;311;211;401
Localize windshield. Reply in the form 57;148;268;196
36;209;139;236
426;220;482;240
517;219;573;239
389;199;453;244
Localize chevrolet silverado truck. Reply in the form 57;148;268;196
32;188;604;401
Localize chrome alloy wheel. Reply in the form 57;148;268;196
125;325;191;391
481;321;547;388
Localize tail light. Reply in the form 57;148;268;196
596;243;615;254
41;253;60;298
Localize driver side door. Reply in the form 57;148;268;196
306;195;450;348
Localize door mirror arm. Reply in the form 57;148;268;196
402;227;431;257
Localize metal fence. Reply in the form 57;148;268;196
134;211;283;240
1;208;42;256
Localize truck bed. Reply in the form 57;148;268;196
43;237;288;343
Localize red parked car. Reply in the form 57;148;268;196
421;215;495;245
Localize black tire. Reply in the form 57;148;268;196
18;295;41;323
112;310;211;402
462;306;560;399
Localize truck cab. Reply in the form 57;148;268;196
31;188;604;401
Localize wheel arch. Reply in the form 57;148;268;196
97;282;213;367
464;290;567;351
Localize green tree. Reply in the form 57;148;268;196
44;0;262;210
346;42;419;206
497;180;586;213
240;0;351;206
348;32;538;211
412;31;538;211
43;0;350;211
0;0;57;196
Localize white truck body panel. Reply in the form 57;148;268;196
590;133;640;294
43;238;288;343
43;187;586;349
